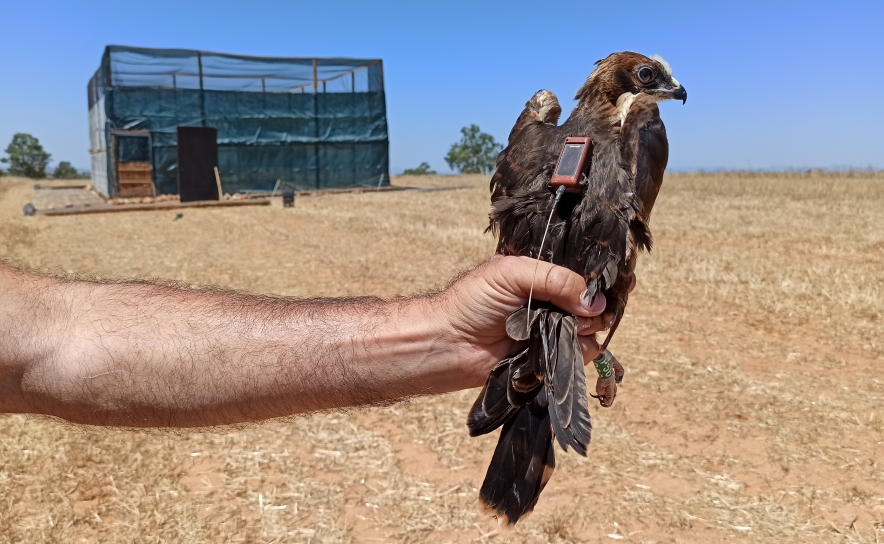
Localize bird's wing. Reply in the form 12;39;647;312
488;91;564;257
506;89;562;143
585;96;669;349
490;90;562;202
622;97;669;224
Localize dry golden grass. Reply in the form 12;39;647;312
0;171;882;543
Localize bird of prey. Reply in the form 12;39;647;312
467;52;686;524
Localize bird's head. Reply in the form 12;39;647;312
576;52;687;106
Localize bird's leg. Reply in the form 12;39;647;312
590;349;624;407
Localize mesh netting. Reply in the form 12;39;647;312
88;46;389;197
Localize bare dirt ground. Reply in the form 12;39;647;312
0;172;882;543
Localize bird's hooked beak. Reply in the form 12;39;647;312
649;82;687;104
673;85;687;104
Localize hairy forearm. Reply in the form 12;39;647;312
0;264;469;427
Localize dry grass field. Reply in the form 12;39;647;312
0;171;882;543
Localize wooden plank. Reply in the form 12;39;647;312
34;184;90;190
295;185;407;197
34;198;270;217
240;185;408;199
118;162;152;172
118;186;153;198
117;161;153;197
214;166;223;198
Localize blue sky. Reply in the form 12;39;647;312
1;0;882;173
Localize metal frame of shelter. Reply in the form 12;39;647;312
88;45;389;198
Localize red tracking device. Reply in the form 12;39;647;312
550;137;593;193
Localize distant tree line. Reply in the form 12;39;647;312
403;162;436;176
404;125;502;177
0;133;89;179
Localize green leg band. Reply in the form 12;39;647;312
593;352;614;379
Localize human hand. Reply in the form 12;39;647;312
438;255;613;388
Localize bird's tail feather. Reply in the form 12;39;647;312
468;350;528;437
471;304;592;523
547;313;592;454
478;390;556;525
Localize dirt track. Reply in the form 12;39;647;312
1;172;882;543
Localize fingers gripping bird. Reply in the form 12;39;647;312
467;52;686;524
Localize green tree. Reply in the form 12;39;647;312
403;162;436;176
1;133;51;179
53;161;81;179
444;125;502;174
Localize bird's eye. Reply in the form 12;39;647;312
637;66;654;83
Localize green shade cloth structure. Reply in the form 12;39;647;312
88;45;389;197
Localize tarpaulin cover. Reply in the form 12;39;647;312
88;45;388;196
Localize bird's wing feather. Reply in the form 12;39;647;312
632;111;669;223
547;316;591;454
562;137;635;301
594;97;669;348
478;390;556;525
468;356;519;436
489;90;564;250
620;96;667;221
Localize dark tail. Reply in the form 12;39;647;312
478;392;555;525
467;304;592;524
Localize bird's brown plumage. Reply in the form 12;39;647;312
469;51;686;524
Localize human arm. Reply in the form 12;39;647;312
0;256;612;427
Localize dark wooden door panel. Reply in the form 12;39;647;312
177;127;219;202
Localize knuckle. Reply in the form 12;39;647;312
541;264;569;297
539;265;556;291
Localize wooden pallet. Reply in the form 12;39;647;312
117;162;153;198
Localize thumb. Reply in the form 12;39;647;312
493;256;602;318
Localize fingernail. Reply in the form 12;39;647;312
580;290;606;314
